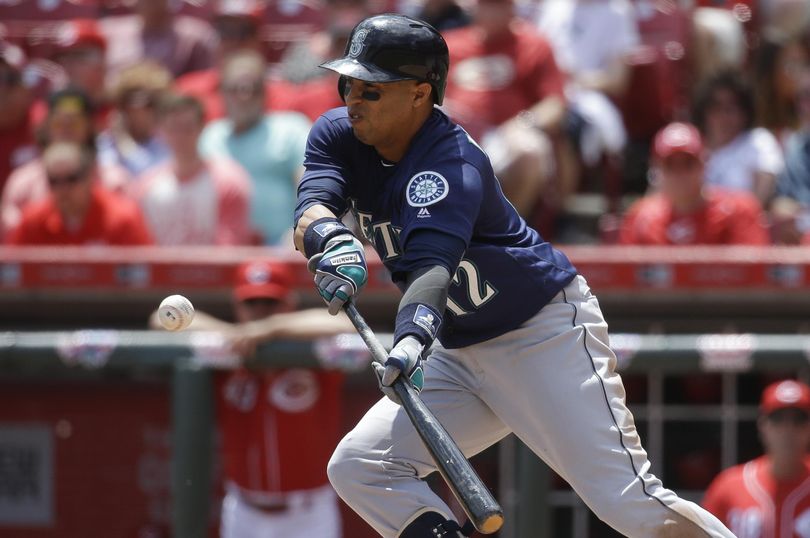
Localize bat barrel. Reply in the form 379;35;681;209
395;380;504;534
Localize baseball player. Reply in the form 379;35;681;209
703;379;810;538
151;260;352;538
293;14;737;538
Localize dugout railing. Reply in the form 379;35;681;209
2;331;810;538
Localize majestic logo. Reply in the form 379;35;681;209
406;171;449;207
349;29;369;58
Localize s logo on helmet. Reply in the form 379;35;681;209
349;29;369;58
406;171;449;207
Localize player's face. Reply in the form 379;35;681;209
759;408;810;459
342;77;430;158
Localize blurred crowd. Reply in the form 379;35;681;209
3;0;810;248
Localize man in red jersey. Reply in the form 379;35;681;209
703;379;810;538
5;141;151;246
151;259;356;537
619;121;769;245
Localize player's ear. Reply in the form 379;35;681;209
412;82;432;107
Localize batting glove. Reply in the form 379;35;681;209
308;234;368;315
373;336;425;404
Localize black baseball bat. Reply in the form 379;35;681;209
344;301;504;534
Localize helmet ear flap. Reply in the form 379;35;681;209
337;75;349;103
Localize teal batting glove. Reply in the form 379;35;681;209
308;234;368;315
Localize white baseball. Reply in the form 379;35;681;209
158;294;195;331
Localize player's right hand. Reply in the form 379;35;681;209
307;234;368;315
373;336;424;404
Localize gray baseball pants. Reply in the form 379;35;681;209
328;275;736;538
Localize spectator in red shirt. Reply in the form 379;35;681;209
132;93;252;245
703;379;810;538
1;88;130;237
5;142;151;246
100;0;216;79
0;41;37;193
149;259;356;538
442;0;573;224
619;121;770;245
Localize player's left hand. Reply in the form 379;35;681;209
373;336;424;404
308;234;368;315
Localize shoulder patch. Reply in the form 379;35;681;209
406;171;449;207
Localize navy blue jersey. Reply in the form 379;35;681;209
296;107;577;348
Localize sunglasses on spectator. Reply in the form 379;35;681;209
767;408;810;425
47;169;88;187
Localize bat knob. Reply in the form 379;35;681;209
478;513;504;534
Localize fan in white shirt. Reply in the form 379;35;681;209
692;69;784;205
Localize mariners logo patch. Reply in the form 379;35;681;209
349;29;369;58
406;171;449;207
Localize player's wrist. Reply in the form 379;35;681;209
303;217;354;258
394;303;443;348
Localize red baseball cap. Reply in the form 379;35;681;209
653;122;704;160
760;380;810;415
53;19;107;54
233;260;292;303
